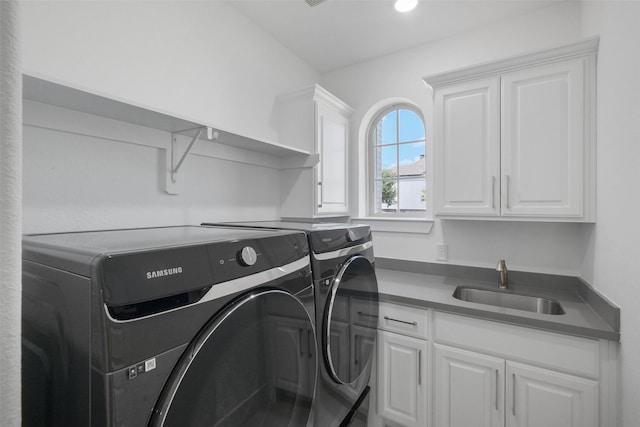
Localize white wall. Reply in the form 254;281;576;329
23;101;284;233
579;2;640;426
21;1;320;233
321;2;586;275
22;1;319;145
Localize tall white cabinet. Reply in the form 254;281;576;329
425;38;598;222
277;85;353;219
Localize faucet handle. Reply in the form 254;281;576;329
496;259;507;271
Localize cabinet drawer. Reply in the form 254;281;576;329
433;311;600;378
350;297;377;326
377;302;429;340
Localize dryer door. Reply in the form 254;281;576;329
324;255;379;385
150;289;317;427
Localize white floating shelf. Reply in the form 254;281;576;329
22;74;312;158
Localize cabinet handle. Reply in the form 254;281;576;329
506;175;511;209
491;176;496;209
383;316;417;326
354;335;360;366
418;350;422;386
512;373;516;416
317;181;323;208
308;329;313;359
495;369;499;410
299;328;304;357
357;311;379;319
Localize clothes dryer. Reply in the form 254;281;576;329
22;226;317;426
203;222;379;427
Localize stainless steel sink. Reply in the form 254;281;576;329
453;287;565;315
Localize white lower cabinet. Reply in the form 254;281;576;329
352;324;377;380
434;344;598;427
372;305;616;427
507;361;598;427
378;330;428;427
328;320;350;382
434;344;504;427
374;302;430;427
270;316;315;398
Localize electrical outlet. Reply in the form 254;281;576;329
437;244;448;261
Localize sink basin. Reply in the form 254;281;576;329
453;287;565;315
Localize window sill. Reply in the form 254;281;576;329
352;217;434;234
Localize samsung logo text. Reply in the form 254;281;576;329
146;267;183;279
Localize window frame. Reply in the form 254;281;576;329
367;104;428;218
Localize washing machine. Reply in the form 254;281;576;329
22;225;318;427
202;222;379;427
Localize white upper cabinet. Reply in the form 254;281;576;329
425;38;597;222
277;85;353;218
434;77;501;216
316;100;350;215
501;59;587;218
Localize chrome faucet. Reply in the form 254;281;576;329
496;259;508;289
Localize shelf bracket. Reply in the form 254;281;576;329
165;126;218;195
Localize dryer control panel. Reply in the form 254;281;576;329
100;232;309;309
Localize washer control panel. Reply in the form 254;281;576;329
238;246;258;266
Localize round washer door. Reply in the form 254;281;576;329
150;289;317;427
324;255;379;385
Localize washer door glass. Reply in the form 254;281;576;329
325;255;379;384
151;289;317;427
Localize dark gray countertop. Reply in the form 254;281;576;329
375;260;620;342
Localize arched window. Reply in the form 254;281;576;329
368;105;426;216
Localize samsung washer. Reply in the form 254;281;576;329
202;222;379;427
22;225;317;426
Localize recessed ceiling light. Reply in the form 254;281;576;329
394;0;418;13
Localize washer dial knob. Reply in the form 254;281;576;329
238;246;258;266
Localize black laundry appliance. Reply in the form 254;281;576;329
22;225;318;426
202;221;379;427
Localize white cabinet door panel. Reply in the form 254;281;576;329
501;58;585;218
377;330;427;427
316;101;348;214
434;78;500;216
434;344;504;427
506;361;598;427
271;316;312;396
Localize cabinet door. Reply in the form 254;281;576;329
501;58;586;218
315;100;348;215
377;330;427;427
271;316;312;397
327;319;350;384
434;344;504;427
351;324;376;378
506;361;598;427
434;77;500;216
